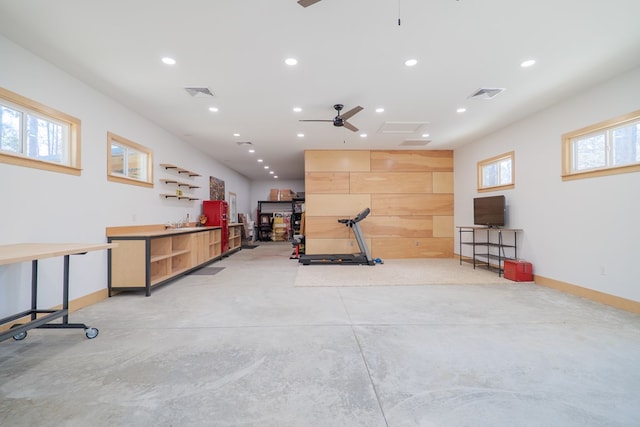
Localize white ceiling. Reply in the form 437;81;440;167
2;0;640;181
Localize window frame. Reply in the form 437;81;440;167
0;86;81;175
562;109;640;181
107;132;154;188
477;151;515;192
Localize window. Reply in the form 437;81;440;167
107;132;153;188
562;110;640;180
0;86;81;175
477;151;514;192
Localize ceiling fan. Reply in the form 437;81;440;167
297;0;323;7
299;104;364;132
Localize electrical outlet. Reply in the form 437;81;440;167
131;213;137;222
600;266;606;275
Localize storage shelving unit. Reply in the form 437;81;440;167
209;228;222;259
292;198;305;237
159;178;200;189
456;226;521;277
159;163;202;177
228;224;242;253
159;163;201;201
256;200;294;241
108;227;223;296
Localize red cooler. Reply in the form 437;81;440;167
503;260;533;282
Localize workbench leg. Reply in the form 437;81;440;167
31;260;38;321
63;255;70;324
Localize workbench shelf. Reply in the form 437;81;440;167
107;227;226;296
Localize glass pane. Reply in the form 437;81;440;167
499;158;512;185
25;114;66;163
611;122;640;166
0;105;22;153
126;149;146;180
482;163;498;187
110;143;125;175
573;134;605;171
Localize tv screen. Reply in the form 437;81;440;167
474;195;505;227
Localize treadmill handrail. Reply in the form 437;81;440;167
353;208;370;223
337;208;371;226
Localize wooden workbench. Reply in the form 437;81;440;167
0;242;114;342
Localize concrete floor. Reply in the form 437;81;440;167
1;242;640;426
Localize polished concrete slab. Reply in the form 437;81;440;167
1;242;639;426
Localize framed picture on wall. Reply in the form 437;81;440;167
228;192;237;223
209;176;225;200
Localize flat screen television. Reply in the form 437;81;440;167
473;195;505;227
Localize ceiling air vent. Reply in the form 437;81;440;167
400;139;431;146
184;87;215;97
378;121;429;134
236;141;253;146
468;87;505;100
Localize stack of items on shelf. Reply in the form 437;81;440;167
272;213;291;241
269;188;295;201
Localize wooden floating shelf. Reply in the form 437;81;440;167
160;194;200;201
159;179;200;189
160;163;202;177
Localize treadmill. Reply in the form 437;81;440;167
299;208;375;266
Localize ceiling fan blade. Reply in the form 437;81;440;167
297;0;322;7
340;106;363;120
343;121;359;132
299;119;332;122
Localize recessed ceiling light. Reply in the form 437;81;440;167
208;107;219;112
233;133;240;137
161;57;176;65
405;59;418;67
258;159;263;163
248;149;255;153
375;108;385;113
264;166;269;169
521;59;536;68
285;58;298;66
269;171;274;174
297;133;304;138
274;176;278;179
456;108;467;113
422;133;430;138
293;107;302;112
360;133;367;138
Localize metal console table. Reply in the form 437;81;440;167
456;226;521;277
0;243;114;342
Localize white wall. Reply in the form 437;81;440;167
0;35;250;316
454;66;640;302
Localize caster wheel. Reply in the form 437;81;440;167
85;327;99;339
13;331;27;341
10;324;27;341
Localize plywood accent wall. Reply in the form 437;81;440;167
305;150;454;258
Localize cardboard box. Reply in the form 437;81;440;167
503;260;533;282
279;189;294;201
269;189;279;201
